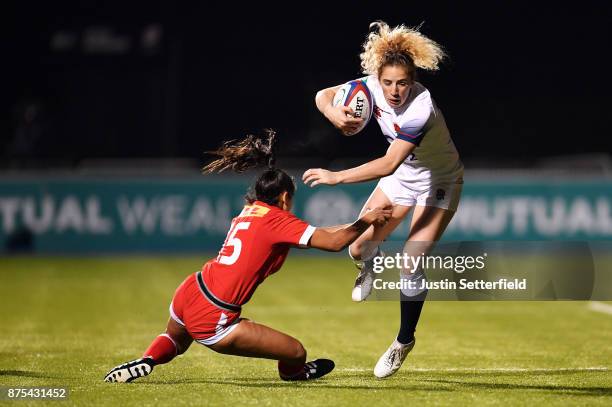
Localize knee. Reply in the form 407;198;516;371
175;337;192;355
165;326;193;355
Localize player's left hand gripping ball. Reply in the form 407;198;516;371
302;168;340;187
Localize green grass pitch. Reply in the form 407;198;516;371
1;256;611;406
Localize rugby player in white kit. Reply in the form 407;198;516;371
303;21;463;378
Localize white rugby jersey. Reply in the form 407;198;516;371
362;75;463;189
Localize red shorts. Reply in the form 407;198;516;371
169;273;241;345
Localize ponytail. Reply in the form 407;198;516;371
202;129;277;174
202;129;295;206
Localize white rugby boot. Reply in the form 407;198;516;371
104;357;155;383
351;249;383;302
373;338;415;378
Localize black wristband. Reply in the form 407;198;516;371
350;219;370;234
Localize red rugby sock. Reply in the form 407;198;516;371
143;334;177;365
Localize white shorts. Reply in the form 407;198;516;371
377;174;463;211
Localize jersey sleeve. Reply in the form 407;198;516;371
394;123;424;145
266;211;316;246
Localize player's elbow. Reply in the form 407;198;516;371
316;86;337;103
315;89;328;105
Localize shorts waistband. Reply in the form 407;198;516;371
196;271;241;313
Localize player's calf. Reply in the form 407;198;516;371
143;333;179;364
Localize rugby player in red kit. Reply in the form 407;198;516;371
104;131;391;383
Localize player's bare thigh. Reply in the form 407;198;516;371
408;178;462;244
208;319;306;365
349;187;412;259
401;206;457;264
409;206;456;242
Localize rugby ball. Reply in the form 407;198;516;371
332;80;373;135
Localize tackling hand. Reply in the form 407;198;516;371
362;206;393;226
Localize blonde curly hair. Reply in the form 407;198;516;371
360;21;446;78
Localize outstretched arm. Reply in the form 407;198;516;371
308;207;392;252
317;224;351;233
302;139;415;187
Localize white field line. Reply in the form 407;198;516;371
589;301;612;316
340;367;609;373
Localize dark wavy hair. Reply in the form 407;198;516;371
202;129;296;205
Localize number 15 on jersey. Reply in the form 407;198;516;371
217;221;251;265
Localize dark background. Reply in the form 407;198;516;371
3;1;611;169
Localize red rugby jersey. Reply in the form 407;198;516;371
201;200;315;307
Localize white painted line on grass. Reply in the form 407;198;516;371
340;367;609;373
589;301;612;316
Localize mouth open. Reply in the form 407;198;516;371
387;97;401;106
